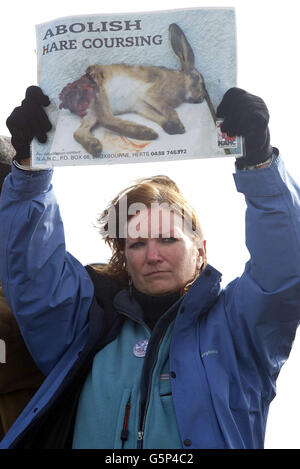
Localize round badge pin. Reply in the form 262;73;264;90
133;339;149;358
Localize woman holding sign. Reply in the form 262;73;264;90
0;87;299;449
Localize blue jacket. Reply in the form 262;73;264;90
0;152;300;449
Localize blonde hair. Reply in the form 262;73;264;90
96;175;206;289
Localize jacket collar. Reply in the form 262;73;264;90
178;264;223;326
113;264;222;326
113;289;145;323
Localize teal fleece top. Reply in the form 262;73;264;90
72;289;182;449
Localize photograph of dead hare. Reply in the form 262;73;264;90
58;23;217;158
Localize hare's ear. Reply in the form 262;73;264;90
169;23;195;73
86;65;104;85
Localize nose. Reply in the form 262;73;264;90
145;240;163;264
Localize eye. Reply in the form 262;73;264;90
128;241;145;249
161;237;177;243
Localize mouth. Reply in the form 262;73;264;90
145;271;170;277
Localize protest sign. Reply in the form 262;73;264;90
33;8;243;167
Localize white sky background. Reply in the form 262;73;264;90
1;0;299;449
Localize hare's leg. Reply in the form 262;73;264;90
73;107;103;157
137;99;185;135
94;88;158;140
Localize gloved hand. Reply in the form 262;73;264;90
217;88;273;170
6;86;52;162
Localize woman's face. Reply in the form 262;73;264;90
124;206;206;296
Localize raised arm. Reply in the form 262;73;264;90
0;88;95;375
217;88;300;381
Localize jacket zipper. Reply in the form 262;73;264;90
137;332;165;449
137;431;144;448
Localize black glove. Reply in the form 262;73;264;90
6;86;52;162
217;88;273;170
